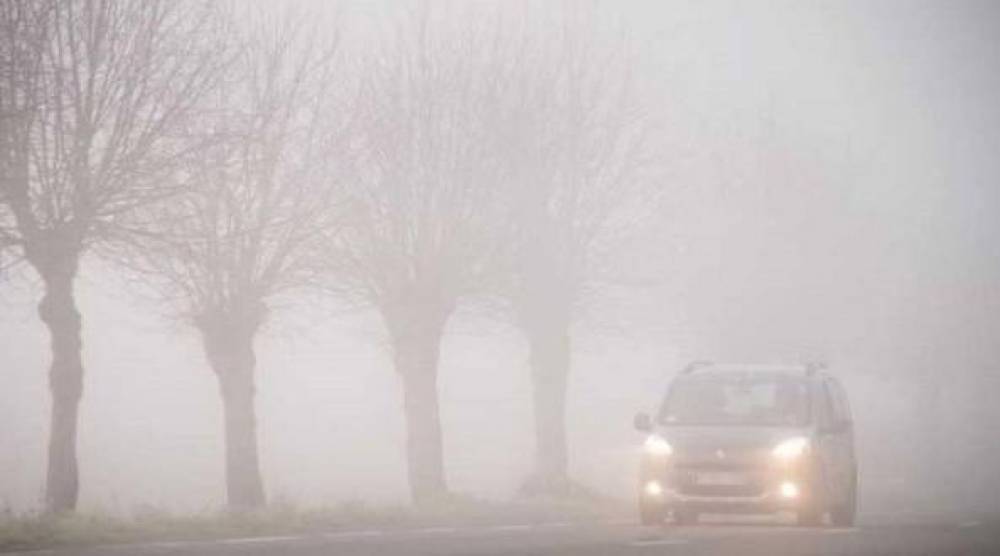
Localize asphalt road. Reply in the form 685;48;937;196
11;513;1000;556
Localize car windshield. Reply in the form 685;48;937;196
658;374;810;427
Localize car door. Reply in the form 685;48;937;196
813;381;840;501
820;379;853;505
827;379;856;498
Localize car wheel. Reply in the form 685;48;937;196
673;508;698;525
796;506;824;527
639;501;665;526
831;475;857;527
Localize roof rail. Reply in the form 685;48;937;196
804;362;827;376
681;362;827;376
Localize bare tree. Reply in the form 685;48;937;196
317;6;514;504
112;9;345;510
0;0;223;513
494;12;658;495
0;1;46;277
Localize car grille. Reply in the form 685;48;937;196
669;451;770;498
675;477;765;497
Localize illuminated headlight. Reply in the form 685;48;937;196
644;481;664;497
780;481;800;498
644;435;673;456
772;437;809;460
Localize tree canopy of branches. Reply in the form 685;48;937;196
494;12;657;494
317;7;516;504
114;9;344;509
2;0;659;511
0;0;223;513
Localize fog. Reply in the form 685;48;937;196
2;0;999;522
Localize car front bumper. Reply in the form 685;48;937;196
639;458;821;515
641;485;805;514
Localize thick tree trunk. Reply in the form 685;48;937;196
523;320;572;494
391;318;448;505
201;319;266;510
38;268;84;514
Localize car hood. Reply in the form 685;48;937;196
655;425;808;454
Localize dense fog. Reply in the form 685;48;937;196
2;0;999;520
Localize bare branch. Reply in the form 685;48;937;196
110;5;348;330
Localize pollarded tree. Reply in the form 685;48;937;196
0;0;224;513
494;12;658;494
316;6;516;504
0;0;45;276
112;10;345;509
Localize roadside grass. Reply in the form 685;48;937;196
0;503;403;553
0;495;620;553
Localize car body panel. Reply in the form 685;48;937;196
636;364;857;525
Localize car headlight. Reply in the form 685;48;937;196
772;437;809;460
644;435;673;456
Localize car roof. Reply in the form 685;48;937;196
678;362;831;382
674;370;811;383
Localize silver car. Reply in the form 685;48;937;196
634;362;858;527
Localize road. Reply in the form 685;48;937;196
10;513;999;555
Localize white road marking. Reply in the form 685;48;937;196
630;538;689;547
217;535;299;544
322;529;384;539
140;540;200;549
486;524;533;532
412;526;459;535
537;521;573;528
959;521;982;529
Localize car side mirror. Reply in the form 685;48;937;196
634;412;652;433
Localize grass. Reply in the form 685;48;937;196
0;503;399;553
0;495;620;553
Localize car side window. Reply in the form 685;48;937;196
834;381;852;423
815;382;836;428
825;380;851;424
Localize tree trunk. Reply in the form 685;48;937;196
201;319;266;510
391;319;448;505
523;320;572;494
38;268;84;514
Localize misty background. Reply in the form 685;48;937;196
2;0;999;516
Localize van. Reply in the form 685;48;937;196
634;362;857;526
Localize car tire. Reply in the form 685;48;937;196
639;501;664;526
673;508;698;525
831;475;858;527
796;506;824;527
